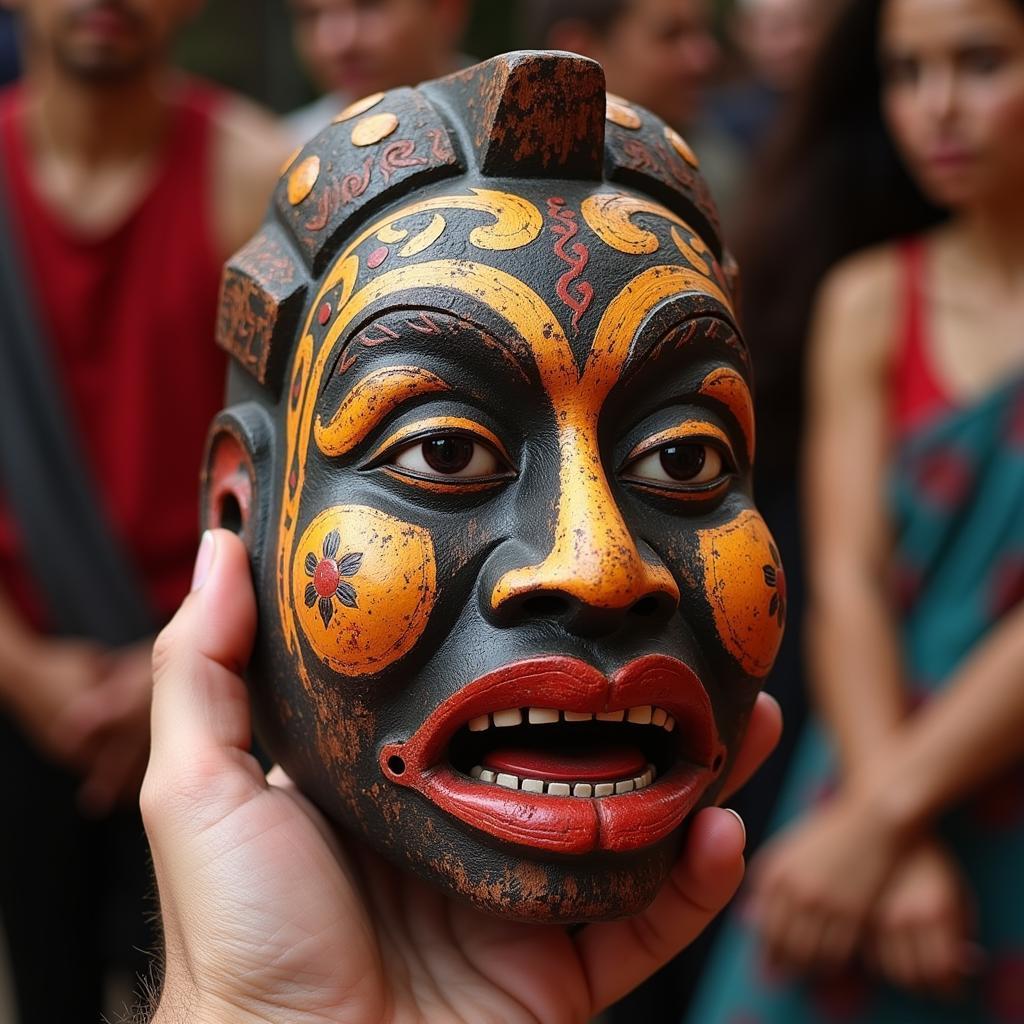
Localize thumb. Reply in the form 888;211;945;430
142;529;263;836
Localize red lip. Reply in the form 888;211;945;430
379;654;725;854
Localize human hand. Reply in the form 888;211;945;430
7;635;108;767
866;837;979;996
746;786;912;976
143;530;782;1024
65;638;155;816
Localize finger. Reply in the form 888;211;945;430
576;806;746;1012
779;910;829;974
879;927;918;990
816;917;858;974
748;865;792;971
719;692;782;802
920;921;978;995
143;530;263;831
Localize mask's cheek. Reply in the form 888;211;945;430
696;509;786;680
293;505;437;676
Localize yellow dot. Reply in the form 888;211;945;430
287;155;320;205
606;97;641;130
351;112;399;148
333;91;386;123
665;126;699;169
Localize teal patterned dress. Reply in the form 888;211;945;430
687;374;1024;1023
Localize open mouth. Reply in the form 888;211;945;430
379;654;725;854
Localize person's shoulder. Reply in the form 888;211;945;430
811;242;905;374
205;88;292;256
213;90;292;175
818;242;902;321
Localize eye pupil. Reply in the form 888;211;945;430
660;444;706;481
422;437;474;474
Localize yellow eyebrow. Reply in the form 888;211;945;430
314;366;449;457
698;367;755;462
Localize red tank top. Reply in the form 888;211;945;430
0;80;228;631
890;237;954;437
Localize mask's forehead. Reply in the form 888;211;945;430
309;178;744;381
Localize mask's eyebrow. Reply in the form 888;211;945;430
314;366;450;457
699;366;755;463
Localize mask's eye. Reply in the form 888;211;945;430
621;422;737;501
391;434;504;480
366;417;515;492
624;443;725;486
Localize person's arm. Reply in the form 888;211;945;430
746;249;974;981
801;247;907;772
852;597;1024;835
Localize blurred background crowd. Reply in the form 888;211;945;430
1;0;1023;1021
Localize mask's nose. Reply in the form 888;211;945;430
484;423;679;637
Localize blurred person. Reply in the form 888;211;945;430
525;0;746;222
0;0;287;1019
138;528;782;1024
286;0;470;143
709;0;826;154
686;0;1024;1020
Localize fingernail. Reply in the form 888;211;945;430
191;531;215;592
725;807;747;848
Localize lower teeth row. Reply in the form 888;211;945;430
468;764;657;797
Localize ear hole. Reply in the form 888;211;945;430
218;492;243;535
203;428;255;539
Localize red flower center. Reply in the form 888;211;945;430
313;558;340;598
775;566;787;604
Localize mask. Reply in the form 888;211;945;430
203;52;784;922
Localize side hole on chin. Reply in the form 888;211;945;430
712;752;725;774
387;754;406;776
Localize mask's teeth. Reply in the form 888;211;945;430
527;707;559;724
461;707;677;732
627;705;652;724
467;764;658;796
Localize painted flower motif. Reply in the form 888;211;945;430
762;542;786;628
304;529;363;628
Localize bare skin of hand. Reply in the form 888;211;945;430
144;531;783;1024
8;636;109;767
866;838;979;997
747;789;911;976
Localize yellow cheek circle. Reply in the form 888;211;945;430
697;509;785;679
294;505;436;677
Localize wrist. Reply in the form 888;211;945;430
843;755;930;846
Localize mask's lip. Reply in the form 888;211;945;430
378;654;725;854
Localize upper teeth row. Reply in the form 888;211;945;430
467;706;676;732
469;764;657;797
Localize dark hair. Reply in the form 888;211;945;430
737;0;948;479
520;0;628;47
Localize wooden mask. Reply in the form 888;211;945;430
203;52;784;922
